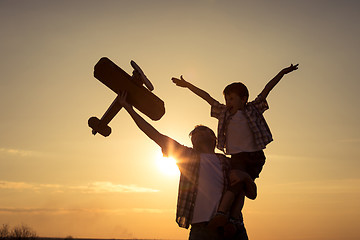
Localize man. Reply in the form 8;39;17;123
117;92;256;239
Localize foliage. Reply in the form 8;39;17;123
0;224;37;240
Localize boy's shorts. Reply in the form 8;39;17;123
230;150;266;180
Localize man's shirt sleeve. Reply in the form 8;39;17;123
161;137;194;174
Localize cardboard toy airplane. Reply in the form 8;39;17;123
88;57;165;137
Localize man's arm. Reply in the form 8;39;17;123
172;75;217;106
117;92;173;149
259;64;299;100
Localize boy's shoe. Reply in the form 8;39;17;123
224;219;244;238
223;222;237;238
207;212;228;231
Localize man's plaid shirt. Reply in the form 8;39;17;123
161;139;230;229
211;95;273;153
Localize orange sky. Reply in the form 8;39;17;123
0;1;359;239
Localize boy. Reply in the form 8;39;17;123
172;64;299;235
117;91;255;240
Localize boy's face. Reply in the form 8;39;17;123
225;92;247;114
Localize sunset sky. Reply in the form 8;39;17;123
1;1;359;239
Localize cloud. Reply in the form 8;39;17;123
267;178;360;194
266;153;310;161
0;180;159;193
0;207;172;214
0;207;60;213
73;181;159;193
132;208;173;214
0;148;38;157
0;181;37;190
338;138;360;143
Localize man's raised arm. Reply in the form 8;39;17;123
117;92;172;149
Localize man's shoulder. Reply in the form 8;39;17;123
215;153;229;159
200;152;228;159
161;138;195;160
215;153;230;164
213;153;231;171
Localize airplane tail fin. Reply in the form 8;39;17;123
88;117;112;137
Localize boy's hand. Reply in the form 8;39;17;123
171;75;188;88
282;63;299;74
230;170;257;200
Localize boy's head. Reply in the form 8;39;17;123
223;82;249;112
189;125;217;152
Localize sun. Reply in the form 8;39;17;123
155;150;180;176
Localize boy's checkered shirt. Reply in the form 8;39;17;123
211;95;273;153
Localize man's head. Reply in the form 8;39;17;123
189;125;217;152
223;82;249;113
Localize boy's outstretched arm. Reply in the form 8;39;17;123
117;92;172;149
259;63;299;100
172;75;217;106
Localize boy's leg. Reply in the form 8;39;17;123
230;192;245;219
247;151;266;180
208;153;248;232
217;168;247;214
208;172;246;231
224;192;245;238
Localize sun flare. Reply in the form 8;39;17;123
155;151;179;176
